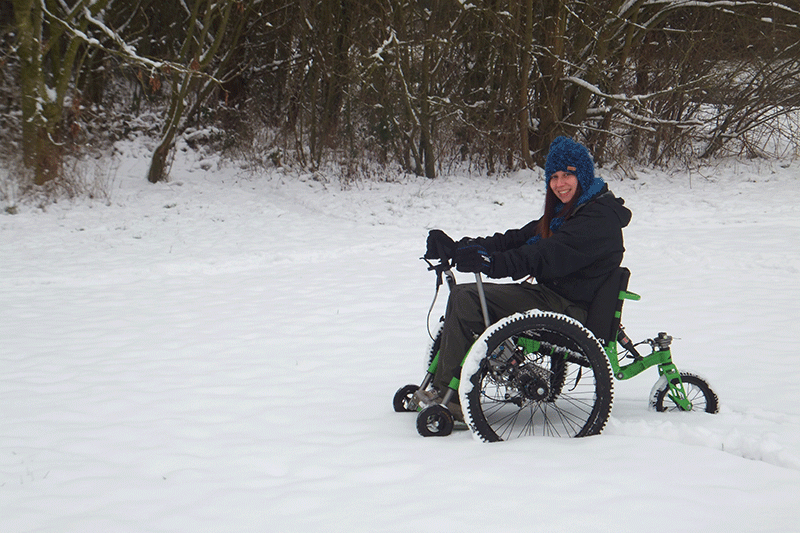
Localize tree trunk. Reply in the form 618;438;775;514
147;143;173;184
532;0;567;165
14;0;60;185
420;40;436;179
13;0;107;185
518;0;535;169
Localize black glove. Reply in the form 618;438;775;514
453;243;493;274
424;229;456;259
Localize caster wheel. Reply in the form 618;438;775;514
650;372;719;413
416;404;454;437
393;384;420;412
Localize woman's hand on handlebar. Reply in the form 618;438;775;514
453;243;493;275
424;229;456;260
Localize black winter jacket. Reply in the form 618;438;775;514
473;186;632;307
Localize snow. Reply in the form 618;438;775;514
2;140;799;532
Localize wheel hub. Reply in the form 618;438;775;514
518;373;550;401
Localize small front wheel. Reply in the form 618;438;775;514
416;404;454;437
651;372;719;413
393;384;420;412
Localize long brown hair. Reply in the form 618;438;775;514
535;183;583;239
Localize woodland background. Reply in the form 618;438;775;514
1;0;799;197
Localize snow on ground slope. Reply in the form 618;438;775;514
1;141;799;532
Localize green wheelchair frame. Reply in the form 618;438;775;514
597;268;694;411
394;262;719;439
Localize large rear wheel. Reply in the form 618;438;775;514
462;312;613;442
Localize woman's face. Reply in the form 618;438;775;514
550;171;579;203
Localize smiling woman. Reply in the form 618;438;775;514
549;171;579;203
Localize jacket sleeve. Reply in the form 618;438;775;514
469;218;541;254
488;205;619;281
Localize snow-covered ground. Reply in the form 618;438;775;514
2;140;799;532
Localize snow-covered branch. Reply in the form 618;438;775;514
564;75;714;105
41;0;213;79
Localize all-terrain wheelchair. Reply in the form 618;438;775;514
393;256;719;441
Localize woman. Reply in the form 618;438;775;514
423;136;632;403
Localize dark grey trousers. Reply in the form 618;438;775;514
433;281;588;392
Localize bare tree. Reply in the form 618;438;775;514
147;0;262;183
11;0;113;185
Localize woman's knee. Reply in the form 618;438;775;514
449;283;478;308
446;284;484;321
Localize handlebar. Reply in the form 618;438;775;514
422;242;491;329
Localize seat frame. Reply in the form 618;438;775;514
585;267;632;345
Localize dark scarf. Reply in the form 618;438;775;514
526;177;606;246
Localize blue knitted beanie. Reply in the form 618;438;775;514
544;136;605;205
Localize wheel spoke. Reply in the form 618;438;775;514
465;313;613;441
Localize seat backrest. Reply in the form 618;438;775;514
584;267;630;343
